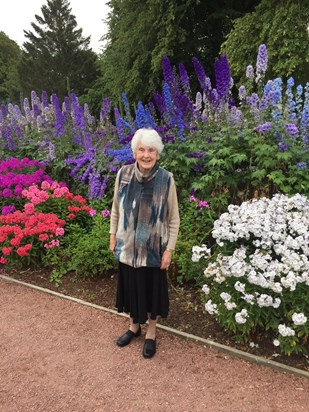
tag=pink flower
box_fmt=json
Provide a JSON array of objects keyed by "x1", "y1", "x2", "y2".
[
  {"x1": 0, "y1": 257, "x2": 8, "y2": 264},
  {"x1": 41, "y1": 181, "x2": 51, "y2": 190},
  {"x1": 55, "y1": 227, "x2": 65, "y2": 236},
  {"x1": 24, "y1": 203, "x2": 35, "y2": 214},
  {"x1": 189, "y1": 195, "x2": 197, "y2": 203},
  {"x1": 197, "y1": 200, "x2": 209, "y2": 209},
  {"x1": 2, "y1": 247, "x2": 12, "y2": 255},
  {"x1": 101, "y1": 209, "x2": 111, "y2": 218}
]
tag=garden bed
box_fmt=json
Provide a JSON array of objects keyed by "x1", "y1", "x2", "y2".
[{"x1": 2, "y1": 266, "x2": 309, "y2": 373}]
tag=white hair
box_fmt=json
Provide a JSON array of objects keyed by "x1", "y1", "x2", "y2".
[{"x1": 131, "y1": 128, "x2": 164, "y2": 155}]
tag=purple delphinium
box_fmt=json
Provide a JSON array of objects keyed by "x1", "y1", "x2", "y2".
[
  {"x1": 114, "y1": 108, "x2": 126, "y2": 141},
  {"x1": 153, "y1": 93, "x2": 166, "y2": 118},
  {"x1": 41, "y1": 90, "x2": 49, "y2": 107},
  {"x1": 100, "y1": 97, "x2": 111, "y2": 124},
  {"x1": 192, "y1": 57, "x2": 210, "y2": 91},
  {"x1": 71, "y1": 93, "x2": 85, "y2": 131},
  {"x1": 162, "y1": 56, "x2": 174, "y2": 85},
  {"x1": 186, "y1": 152, "x2": 204, "y2": 158},
  {"x1": 285, "y1": 123, "x2": 299, "y2": 138},
  {"x1": 255, "y1": 44, "x2": 268, "y2": 82},
  {"x1": 214, "y1": 55, "x2": 231, "y2": 100},
  {"x1": 256, "y1": 122, "x2": 272, "y2": 133},
  {"x1": 178, "y1": 63, "x2": 190, "y2": 92},
  {"x1": 278, "y1": 142, "x2": 289, "y2": 152}
]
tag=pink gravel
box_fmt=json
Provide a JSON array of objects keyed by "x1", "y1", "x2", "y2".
[{"x1": 1, "y1": 279, "x2": 309, "y2": 412}]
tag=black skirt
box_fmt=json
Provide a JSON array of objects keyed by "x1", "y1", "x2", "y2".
[{"x1": 115, "y1": 262, "x2": 169, "y2": 324}]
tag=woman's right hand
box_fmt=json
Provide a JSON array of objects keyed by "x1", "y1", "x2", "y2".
[{"x1": 109, "y1": 234, "x2": 116, "y2": 253}]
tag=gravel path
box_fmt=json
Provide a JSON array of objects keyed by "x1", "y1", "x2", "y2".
[{"x1": 1, "y1": 279, "x2": 309, "y2": 412}]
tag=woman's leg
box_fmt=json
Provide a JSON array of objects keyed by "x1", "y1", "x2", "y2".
[
  {"x1": 129, "y1": 317, "x2": 140, "y2": 333},
  {"x1": 145, "y1": 315, "x2": 158, "y2": 340}
]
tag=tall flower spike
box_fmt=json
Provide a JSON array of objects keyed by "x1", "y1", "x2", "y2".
[
  {"x1": 178, "y1": 63, "x2": 190, "y2": 92},
  {"x1": 214, "y1": 55, "x2": 231, "y2": 100},
  {"x1": 162, "y1": 56, "x2": 174, "y2": 85},
  {"x1": 255, "y1": 44, "x2": 268, "y2": 83}
]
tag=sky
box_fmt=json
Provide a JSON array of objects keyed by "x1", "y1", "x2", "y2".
[{"x1": 0, "y1": 0, "x2": 111, "y2": 53}]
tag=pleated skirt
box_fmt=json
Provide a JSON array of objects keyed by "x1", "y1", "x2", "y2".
[{"x1": 115, "y1": 262, "x2": 169, "y2": 324}]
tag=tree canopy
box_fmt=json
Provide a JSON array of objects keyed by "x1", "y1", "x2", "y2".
[
  {"x1": 221, "y1": 0, "x2": 309, "y2": 86},
  {"x1": 0, "y1": 32, "x2": 22, "y2": 104},
  {"x1": 89, "y1": 0, "x2": 260, "y2": 107},
  {"x1": 18, "y1": 0, "x2": 99, "y2": 100}
]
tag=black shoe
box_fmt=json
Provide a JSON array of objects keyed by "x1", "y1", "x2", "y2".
[
  {"x1": 143, "y1": 338, "x2": 156, "y2": 358},
  {"x1": 116, "y1": 326, "x2": 141, "y2": 347}
]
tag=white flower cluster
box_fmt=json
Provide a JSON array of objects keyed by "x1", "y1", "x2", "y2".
[
  {"x1": 197, "y1": 193, "x2": 309, "y2": 346},
  {"x1": 203, "y1": 194, "x2": 309, "y2": 306},
  {"x1": 192, "y1": 245, "x2": 211, "y2": 262}
]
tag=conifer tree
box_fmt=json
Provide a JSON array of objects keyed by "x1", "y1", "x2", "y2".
[{"x1": 18, "y1": 0, "x2": 99, "y2": 99}]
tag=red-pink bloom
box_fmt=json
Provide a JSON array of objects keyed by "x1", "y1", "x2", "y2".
[
  {"x1": 0, "y1": 257, "x2": 8, "y2": 264},
  {"x1": 24, "y1": 203, "x2": 35, "y2": 214},
  {"x1": 2, "y1": 247, "x2": 13, "y2": 255}
]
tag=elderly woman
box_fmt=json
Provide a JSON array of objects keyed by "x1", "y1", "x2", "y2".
[{"x1": 109, "y1": 128, "x2": 180, "y2": 358}]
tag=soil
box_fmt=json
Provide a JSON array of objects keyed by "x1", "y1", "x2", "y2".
[{"x1": 2, "y1": 266, "x2": 309, "y2": 374}]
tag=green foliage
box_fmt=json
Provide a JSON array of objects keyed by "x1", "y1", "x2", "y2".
[
  {"x1": 0, "y1": 32, "x2": 22, "y2": 104},
  {"x1": 221, "y1": 0, "x2": 309, "y2": 86},
  {"x1": 44, "y1": 211, "x2": 117, "y2": 284},
  {"x1": 91, "y1": 0, "x2": 259, "y2": 105}
]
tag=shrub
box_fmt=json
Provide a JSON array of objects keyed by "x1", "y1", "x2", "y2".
[{"x1": 194, "y1": 193, "x2": 309, "y2": 356}]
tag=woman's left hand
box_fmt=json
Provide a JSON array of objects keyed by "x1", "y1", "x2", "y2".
[{"x1": 160, "y1": 249, "x2": 172, "y2": 270}]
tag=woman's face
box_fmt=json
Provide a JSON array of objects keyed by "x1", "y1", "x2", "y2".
[{"x1": 135, "y1": 143, "x2": 159, "y2": 174}]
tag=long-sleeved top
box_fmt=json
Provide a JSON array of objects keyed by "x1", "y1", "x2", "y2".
[{"x1": 110, "y1": 162, "x2": 180, "y2": 268}]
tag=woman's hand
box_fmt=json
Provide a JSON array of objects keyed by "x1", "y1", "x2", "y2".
[
  {"x1": 109, "y1": 234, "x2": 116, "y2": 253},
  {"x1": 160, "y1": 249, "x2": 172, "y2": 270}
]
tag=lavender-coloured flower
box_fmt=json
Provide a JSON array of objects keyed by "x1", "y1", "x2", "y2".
[
  {"x1": 256, "y1": 122, "x2": 272, "y2": 133},
  {"x1": 285, "y1": 123, "x2": 299, "y2": 137},
  {"x1": 278, "y1": 141, "x2": 289, "y2": 152},
  {"x1": 255, "y1": 44, "x2": 268, "y2": 82},
  {"x1": 238, "y1": 85, "x2": 246, "y2": 100},
  {"x1": 246, "y1": 65, "x2": 254, "y2": 80}
]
